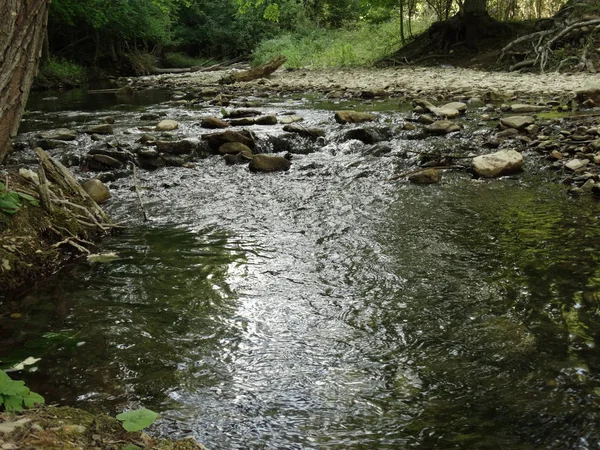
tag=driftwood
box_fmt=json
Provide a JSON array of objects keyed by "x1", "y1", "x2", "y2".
[
  {"x1": 35, "y1": 148, "x2": 117, "y2": 231},
  {"x1": 219, "y1": 56, "x2": 287, "y2": 84}
]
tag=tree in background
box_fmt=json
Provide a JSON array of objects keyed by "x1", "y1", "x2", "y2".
[{"x1": 0, "y1": 0, "x2": 52, "y2": 164}]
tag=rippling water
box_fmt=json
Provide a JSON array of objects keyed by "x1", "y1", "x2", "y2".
[{"x1": 3, "y1": 91, "x2": 600, "y2": 449}]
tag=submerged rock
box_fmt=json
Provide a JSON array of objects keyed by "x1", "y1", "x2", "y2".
[
  {"x1": 409, "y1": 168, "x2": 441, "y2": 184},
  {"x1": 334, "y1": 111, "x2": 376, "y2": 124},
  {"x1": 282, "y1": 124, "x2": 325, "y2": 139},
  {"x1": 472, "y1": 149, "x2": 524, "y2": 178},
  {"x1": 343, "y1": 127, "x2": 391, "y2": 144},
  {"x1": 155, "y1": 140, "x2": 196, "y2": 155},
  {"x1": 249, "y1": 154, "x2": 291, "y2": 172},
  {"x1": 82, "y1": 179, "x2": 111, "y2": 204}
]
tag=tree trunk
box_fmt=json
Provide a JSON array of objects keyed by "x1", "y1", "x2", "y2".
[
  {"x1": 0, "y1": 0, "x2": 51, "y2": 164},
  {"x1": 460, "y1": 0, "x2": 489, "y2": 44}
]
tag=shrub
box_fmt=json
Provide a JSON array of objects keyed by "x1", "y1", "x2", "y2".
[{"x1": 35, "y1": 58, "x2": 87, "y2": 88}]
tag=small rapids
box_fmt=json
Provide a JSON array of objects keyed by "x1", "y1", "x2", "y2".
[{"x1": 2, "y1": 87, "x2": 600, "y2": 449}]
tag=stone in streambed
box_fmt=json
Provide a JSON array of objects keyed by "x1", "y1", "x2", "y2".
[
  {"x1": 254, "y1": 115, "x2": 278, "y2": 126},
  {"x1": 334, "y1": 111, "x2": 376, "y2": 124},
  {"x1": 409, "y1": 169, "x2": 441, "y2": 184},
  {"x1": 155, "y1": 119, "x2": 179, "y2": 131},
  {"x1": 500, "y1": 116, "x2": 535, "y2": 131},
  {"x1": 218, "y1": 142, "x2": 253, "y2": 155},
  {"x1": 82, "y1": 179, "x2": 111, "y2": 204},
  {"x1": 155, "y1": 140, "x2": 195, "y2": 155},
  {"x1": 249, "y1": 154, "x2": 291, "y2": 173},
  {"x1": 85, "y1": 124, "x2": 113, "y2": 135},
  {"x1": 283, "y1": 124, "x2": 325, "y2": 138},
  {"x1": 509, "y1": 104, "x2": 545, "y2": 113},
  {"x1": 202, "y1": 130, "x2": 255, "y2": 151},
  {"x1": 472, "y1": 149, "x2": 524, "y2": 178},
  {"x1": 201, "y1": 117, "x2": 230, "y2": 129},
  {"x1": 426, "y1": 120, "x2": 461, "y2": 135}
]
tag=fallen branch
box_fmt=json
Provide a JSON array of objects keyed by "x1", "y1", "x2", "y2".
[
  {"x1": 219, "y1": 56, "x2": 286, "y2": 84},
  {"x1": 130, "y1": 163, "x2": 148, "y2": 222}
]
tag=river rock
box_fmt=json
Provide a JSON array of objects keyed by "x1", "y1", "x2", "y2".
[
  {"x1": 426, "y1": 120, "x2": 461, "y2": 135},
  {"x1": 223, "y1": 152, "x2": 253, "y2": 165},
  {"x1": 137, "y1": 149, "x2": 165, "y2": 170},
  {"x1": 249, "y1": 154, "x2": 291, "y2": 172},
  {"x1": 565, "y1": 158, "x2": 587, "y2": 171},
  {"x1": 590, "y1": 139, "x2": 600, "y2": 152},
  {"x1": 510, "y1": 104, "x2": 545, "y2": 113},
  {"x1": 90, "y1": 154, "x2": 123, "y2": 169},
  {"x1": 418, "y1": 114, "x2": 435, "y2": 124},
  {"x1": 344, "y1": 127, "x2": 391, "y2": 144},
  {"x1": 218, "y1": 142, "x2": 253, "y2": 155},
  {"x1": 38, "y1": 128, "x2": 77, "y2": 141},
  {"x1": 156, "y1": 119, "x2": 179, "y2": 131},
  {"x1": 472, "y1": 149, "x2": 524, "y2": 178},
  {"x1": 202, "y1": 130, "x2": 255, "y2": 151},
  {"x1": 441, "y1": 102, "x2": 467, "y2": 113},
  {"x1": 409, "y1": 168, "x2": 441, "y2": 184},
  {"x1": 496, "y1": 128, "x2": 520, "y2": 140},
  {"x1": 82, "y1": 179, "x2": 111, "y2": 204},
  {"x1": 283, "y1": 124, "x2": 325, "y2": 138},
  {"x1": 500, "y1": 115, "x2": 535, "y2": 130},
  {"x1": 138, "y1": 133, "x2": 155, "y2": 144},
  {"x1": 226, "y1": 109, "x2": 261, "y2": 118},
  {"x1": 85, "y1": 124, "x2": 114, "y2": 135},
  {"x1": 255, "y1": 115, "x2": 278, "y2": 126},
  {"x1": 334, "y1": 111, "x2": 376, "y2": 124},
  {"x1": 201, "y1": 117, "x2": 230, "y2": 129},
  {"x1": 279, "y1": 115, "x2": 303, "y2": 124},
  {"x1": 228, "y1": 117, "x2": 255, "y2": 126},
  {"x1": 155, "y1": 140, "x2": 195, "y2": 155}
]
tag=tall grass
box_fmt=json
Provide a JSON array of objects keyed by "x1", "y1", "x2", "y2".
[
  {"x1": 252, "y1": 17, "x2": 429, "y2": 68},
  {"x1": 35, "y1": 58, "x2": 87, "y2": 88}
]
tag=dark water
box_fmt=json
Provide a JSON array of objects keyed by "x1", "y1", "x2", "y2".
[{"x1": 2, "y1": 89, "x2": 600, "y2": 449}]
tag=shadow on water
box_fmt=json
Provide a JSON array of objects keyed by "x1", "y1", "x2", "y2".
[{"x1": 0, "y1": 226, "x2": 247, "y2": 414}]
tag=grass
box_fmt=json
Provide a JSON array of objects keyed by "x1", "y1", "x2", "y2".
[
  {"x1": 252, "y1": 17, "x2": 430, "y2": 68},
  {"x1": 35, "y1": 58, "x2": 87, "y2": 88}
]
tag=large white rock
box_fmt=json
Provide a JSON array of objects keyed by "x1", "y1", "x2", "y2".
[
  {"x1": 473, "y1": 149, "x2": 524, "y2": 178},
  {"x1": 155, "y1": 119, "x2": 179, "y2": 131}
]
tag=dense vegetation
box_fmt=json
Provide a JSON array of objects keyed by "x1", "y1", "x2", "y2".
[{"x1": 39, "y1": 0, "x2": 574, "y2": 84}]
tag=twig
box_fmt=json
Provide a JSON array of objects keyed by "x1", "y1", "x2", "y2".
[
  {"x1": 388, "y1": 165, "x2": 463, "y2": 181},
  {"x1": 130, "y1": 163, "x2": 148, "y2": 222},
  {"x1": 37, "y1": 164, "x2": 53, "y2": 213}
]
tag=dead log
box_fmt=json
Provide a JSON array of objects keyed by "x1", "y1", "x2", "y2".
[
  {"x1": 150, "y1": 67, "x2": 202, "y2": 74},
  {"x1": 219, "y1": 56, "x2": 287, "y2": 84}
]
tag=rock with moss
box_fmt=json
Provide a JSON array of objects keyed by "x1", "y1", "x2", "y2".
[
  {"x1": 218, "y1": 142, "x2": 253, "y2": 155},
  {"x1": 202, "y1": 130, "x2": 255, "y2": 152},
  {"x1": 409, "y1": 168, "x2": 441, "y2": 184}
]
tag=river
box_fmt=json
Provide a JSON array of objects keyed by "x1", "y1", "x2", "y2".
[{"x1": 2, "y1": 85, "x2": 600, "y2": 449}]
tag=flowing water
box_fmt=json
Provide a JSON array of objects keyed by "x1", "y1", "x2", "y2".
[{"x1": 2, "y1": 87, "x2": 600, "y2": 449}]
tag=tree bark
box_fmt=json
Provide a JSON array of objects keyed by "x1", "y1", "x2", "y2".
[{"x1": 0, "y1": 0, "x2": 51, "y2": 164}]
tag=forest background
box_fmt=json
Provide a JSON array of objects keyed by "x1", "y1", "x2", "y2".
[{"x1": 39, "y1": 0, "x2": 570, "y2": 87}]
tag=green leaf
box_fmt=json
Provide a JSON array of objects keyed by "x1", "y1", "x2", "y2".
[
  {"x1": 116, "y1": 408, "x2": 159, "y2": 432},
  {"x1": 17, "y1": 192, "x2": 40, "y2": 206},
  {"x1": 23, "y1": 391, "x2": 45, "y2": 408},
  {"x1": 0, "y1": 181, "x2": 6, "y2": 191},
  {"x1": 3, "y1": 395, "x2": 24, "y2": 412},
  {"x1": 122, "y1": 445, "x2": 142, "y2": 450},
  {"x1": 0, "y1": 198, "x2": 21, "y2": 213}
]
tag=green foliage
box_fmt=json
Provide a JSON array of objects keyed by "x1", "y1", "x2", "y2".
[
  {"x1": 0, "y1": 370, "x2": 45, "y2": 412},
  {"x1": 116, "y1": 409, "x2": 159, "y2": 432},
  {"x1": 253, "y1": 17, "x2": 427, "y2": 68},
  {"x1": 162, "y1": 52, "x2": 210, "y2": 68},
  {"x1": 0, "y1": 182, "x2": 39, "y2": 215},
  {"x1": 36, "y1": 58, "x2": 87, "y2": 88}
]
